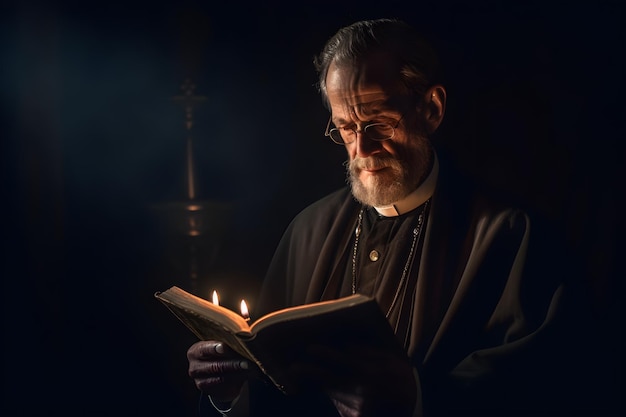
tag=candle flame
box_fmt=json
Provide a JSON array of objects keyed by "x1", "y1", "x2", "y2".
[
  {"x1": 212, "y1": 290, "x2": 219, "y2": 306},
  {"x1": 240, "y1": 299, "x2": 249, "y2": 320}
]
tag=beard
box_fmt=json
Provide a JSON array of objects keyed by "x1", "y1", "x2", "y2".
[{"x1": 346, "y1": 145, "x2": 431, "y2": 207}]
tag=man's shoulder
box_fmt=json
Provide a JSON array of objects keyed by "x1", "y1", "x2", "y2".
[{"x1": 436, "y1": 154, "x2": 527, "y2": 219}]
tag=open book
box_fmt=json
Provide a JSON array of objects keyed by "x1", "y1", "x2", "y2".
[{"x1": 154, "y1": 286, "x2": 405, "y2": 395}]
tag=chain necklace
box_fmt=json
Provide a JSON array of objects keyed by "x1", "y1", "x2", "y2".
[{"x1": 351, "y1": 199, "x2": 429, "y2": 318}]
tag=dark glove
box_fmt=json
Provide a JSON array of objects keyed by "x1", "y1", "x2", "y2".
[{"x1": 187, "y1": 340, "x2": 252, "y2": 403}]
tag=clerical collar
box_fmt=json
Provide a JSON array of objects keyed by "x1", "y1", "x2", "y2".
[{"x1": 373, "y1": 154, "x2": 438, "y2": 217}]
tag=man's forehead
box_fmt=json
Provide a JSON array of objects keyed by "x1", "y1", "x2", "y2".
[
  {"x1": 326, "y1": 54, "x2": 406, "y2": 115},
  {"x1": 327, "y1": 84, "x2": 409, "y2": 120},
  {"x1": 329, "y1": 92, "x2": 389, "y2": 109},
  {"x1": 328, "y1": 98, "x2": 395, "y2": 122}
]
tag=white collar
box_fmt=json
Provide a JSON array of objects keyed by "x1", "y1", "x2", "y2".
[{"x1": 373, "y1": 154, "x2": 438, "y2": 217}]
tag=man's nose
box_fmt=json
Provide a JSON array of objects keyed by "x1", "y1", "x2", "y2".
[{"x1": 354, "y1": 131, "x2": 382, "y2": 158}]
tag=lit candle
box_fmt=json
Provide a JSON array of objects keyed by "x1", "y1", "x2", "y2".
[
  {"x1": 212, "y1": 290, "x2": 219, "y2": 306},
  {"x1": 240, "y1": 299, "x2": 250, "y2": 322}
]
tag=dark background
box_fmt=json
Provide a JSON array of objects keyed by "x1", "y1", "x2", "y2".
[{"x1": 2, "y1": 0, "x2": 623, "y2": 416}]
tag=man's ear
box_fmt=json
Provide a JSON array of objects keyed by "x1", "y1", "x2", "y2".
[{"x1": 419, "y1": 85, "x2": 446, "y2": 134}]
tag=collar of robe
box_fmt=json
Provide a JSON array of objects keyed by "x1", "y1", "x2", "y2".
[{"x1": 373, "y1": 153, "x2": 439, "y2": 217}]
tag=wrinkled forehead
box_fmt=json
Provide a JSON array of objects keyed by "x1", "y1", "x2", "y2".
[{"x1": 325, "y1": 51, "x2": 408, "y2": 119}]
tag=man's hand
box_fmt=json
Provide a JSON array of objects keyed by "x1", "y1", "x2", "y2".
[{"x1": 187, "y1": 340, "x2": 252, "y2": 402}]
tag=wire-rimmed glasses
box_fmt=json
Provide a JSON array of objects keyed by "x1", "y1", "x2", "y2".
[{"x1": 324, "y1": 116, "x2": 403, "y2": 145}]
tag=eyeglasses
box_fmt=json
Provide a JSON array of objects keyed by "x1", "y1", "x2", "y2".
[{"x1": 324, "y1": 116, "x2": 403, "y2": 145}]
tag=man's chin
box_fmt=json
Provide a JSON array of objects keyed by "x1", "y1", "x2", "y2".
[
  {"x1": 358, "y1": 168, "x2": 394, "y2": 187},
  {"x1": 351, "y1": 181, "x2": 407, "y2": 207}
]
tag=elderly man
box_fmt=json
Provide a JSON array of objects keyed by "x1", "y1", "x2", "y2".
[{"x1": 186, "y1": 18, "x2": 588, "y2": 417}]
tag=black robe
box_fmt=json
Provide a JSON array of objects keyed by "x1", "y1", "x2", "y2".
[{"x1": 216, "y1": 159, "x2": 595, "y2": 416}]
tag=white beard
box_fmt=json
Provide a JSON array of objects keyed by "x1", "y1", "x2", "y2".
[{"x1": 347, "y1": 155, "x2": 418, "y2": 207}]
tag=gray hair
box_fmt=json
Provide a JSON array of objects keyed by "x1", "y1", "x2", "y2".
[{"x1": 313, "y1": 19, "x2": 440, "y2": 109}]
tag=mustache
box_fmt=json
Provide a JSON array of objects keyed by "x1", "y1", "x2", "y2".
[{"x1": 348, "y1": 155, "x2": 400, "y2": 171}]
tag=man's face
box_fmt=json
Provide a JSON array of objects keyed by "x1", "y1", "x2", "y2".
[{"x1": 325, "y1": 53, "x2": 432, "y2": 207}]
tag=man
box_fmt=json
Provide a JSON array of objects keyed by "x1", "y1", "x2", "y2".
[{"x1": 187, "y1": 18, "x2": 589, "y2": 416}]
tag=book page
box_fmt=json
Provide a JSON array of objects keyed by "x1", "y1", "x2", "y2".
[
  {"x1": 155, "y1": 286, "x2": 251, "y2": 335},
  {"x1": 249, "y1": 294, "x2": 372, "y2": 334}
]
